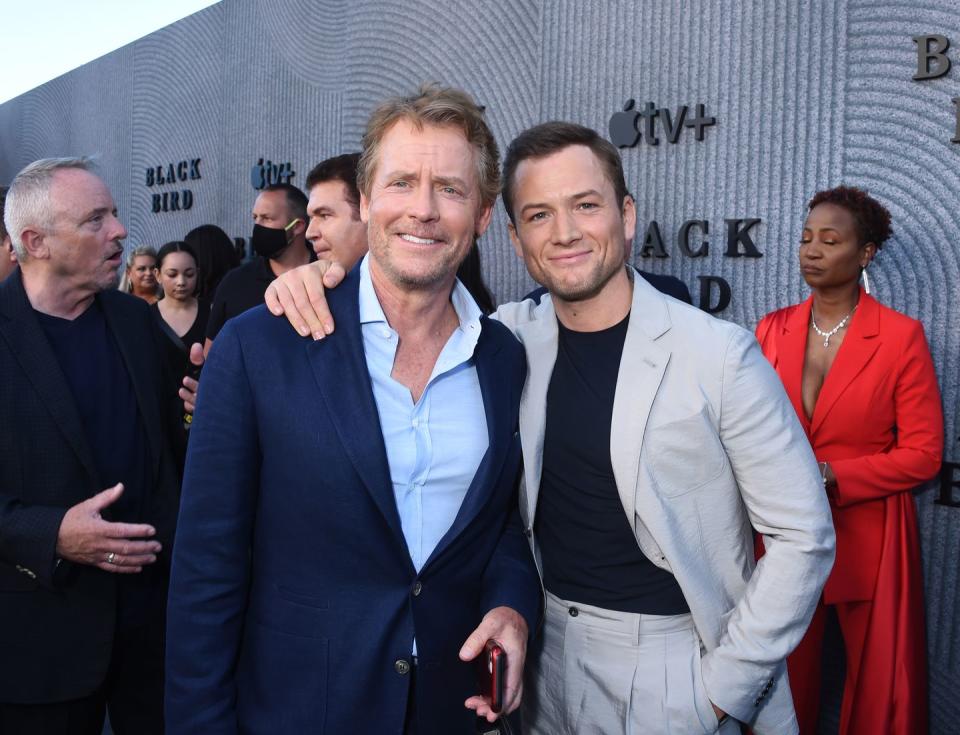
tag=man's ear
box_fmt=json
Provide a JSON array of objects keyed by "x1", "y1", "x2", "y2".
[
  {"x1": 622, "y1": 195, "x2": 637, "y2": 244},
  {"x1": 507, "y1": 221, "x2": 524, "y2": 259},
  {"x1": 359, "y1": 192, "x2": 370, "y2": 224},
  {"x1": 18, "y1": 228, "x2": 47, "y2": 259},
  {"x1": 474, "y1": 202, "x2": 494, "y2": 238}
]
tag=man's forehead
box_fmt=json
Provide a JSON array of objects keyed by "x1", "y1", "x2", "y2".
[
  {"x1": 50, "y1": 168, "x2": 114, "y2": 213},
  {"x1": 308, "y1": 180, "x2": 349, "y2": 209},
  {"x1": 514, "y1": 144, "x2": 610, "y2": 196},
  {"x1": 378, "y1": 120, "x2": 475, "y2": 165}
]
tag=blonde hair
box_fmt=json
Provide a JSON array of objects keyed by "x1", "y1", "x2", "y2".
[
  {"x1": 119, "y1": 244, "x2": 158, "y2": 294},
  {"x1": 357, "y1": 83, "x2": 500, "y2": 208}
]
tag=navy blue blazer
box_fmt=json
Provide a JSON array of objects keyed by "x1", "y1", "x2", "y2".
[{"x1": 165, "y1": 270, "x2": 540, "y2": 734}]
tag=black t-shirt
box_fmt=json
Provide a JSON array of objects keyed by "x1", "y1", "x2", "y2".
[
  {"x1": 36, "y1": 301, "x2": 152, "y2": 525},
  {"x1": 536, "y1": 312, "x2": 689, "y2": 615},
  {"x1": 205, "y1": 256, "x2": 275, "y2": 340}
]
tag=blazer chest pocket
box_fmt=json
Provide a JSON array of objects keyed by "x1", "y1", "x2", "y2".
[{"x1": 643, "y1": 409, "x2": 728, "y2": 497}]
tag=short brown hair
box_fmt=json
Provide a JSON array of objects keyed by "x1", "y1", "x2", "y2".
[
  {"x1": 502, "y1": 122, "x2": 629, "y2": 225},
  {"x1": 357, "y1": 83, "x2": 499, "y2": 208},
  {"x1": 305, "y1": 153, "x2": 361, "y2": 218},
  {"x1": 808, "y1": 185, "x2": 892, "y2": 250}
]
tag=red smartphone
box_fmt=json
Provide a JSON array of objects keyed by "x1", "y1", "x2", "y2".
[{"x1": 477, "y1": 639, "x2": 506, "y2": 714}]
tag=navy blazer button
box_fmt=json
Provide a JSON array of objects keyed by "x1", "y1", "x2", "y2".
[
  {"x1": 395, "y1": 659, "x2": 411, "y2": 675},
  {"x1": 412, "y1": 581, "x2": 422, "y2": 597}
]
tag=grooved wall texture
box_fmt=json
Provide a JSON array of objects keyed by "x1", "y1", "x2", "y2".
[{"x1": 1, "y1": 1, "x2": 958, "y2": 732}]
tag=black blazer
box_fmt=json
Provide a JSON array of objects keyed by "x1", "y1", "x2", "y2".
[
  {"x1": 0, "y1": 270, "x2": 182, "y2": 703},
  {"x1": 524, "y1": 270, "x2": 693, "y2": 305}
]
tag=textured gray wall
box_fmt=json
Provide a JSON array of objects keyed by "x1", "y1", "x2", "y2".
[{"x1": 1, "y1": 1, "x2": 958, "y2": 731}]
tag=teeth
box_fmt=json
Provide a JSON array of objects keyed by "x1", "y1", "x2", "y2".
[{"x1": 400, "y1": 234, "x2": 437, "y2": 245}]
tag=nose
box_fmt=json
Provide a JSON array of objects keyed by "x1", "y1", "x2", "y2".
[
  {"x1": 305, "y1": 218, "x2": 320, "y2": 244},
  {"x1": 110, "y1": 214, "x2": 128, "y2": 242},
  {"x1": 408, "y1": 184, "x2": 439, "y2": 222},
  {"x1": 550, "y1": 209, "x2": 582, "y2": 247}
]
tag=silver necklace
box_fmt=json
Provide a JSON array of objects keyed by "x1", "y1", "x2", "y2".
[{"x1": 811, "y1": 306, "x2": 856, "y2": 348}]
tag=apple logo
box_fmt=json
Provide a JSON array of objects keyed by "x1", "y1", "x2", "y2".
[{"x1": 609, "y1": 98, "x2": 641, "y2": 147}]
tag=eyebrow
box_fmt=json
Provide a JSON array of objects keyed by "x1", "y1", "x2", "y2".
[
  {"x1": 382, "y1": 170, "x2": 470, "y2": 190},
  {"x1": 81, "y1": 206, "x2": 113, "y2": 221},
  {"x1": 519, "y1": 189, "x2": 604, "y2": 214}
]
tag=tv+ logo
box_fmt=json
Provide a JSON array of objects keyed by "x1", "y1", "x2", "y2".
[{"x1": 608, "y1": 99, "x2": 717, "y2": 148}]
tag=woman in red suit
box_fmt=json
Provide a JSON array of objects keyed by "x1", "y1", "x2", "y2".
[{"x1": 755, "y1": 186, "x2": 943, "y2": 735}]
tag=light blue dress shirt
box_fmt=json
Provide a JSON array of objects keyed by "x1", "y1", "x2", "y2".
[{"x1": 358, "y1": 256, "x2": 489, "y2": 578}]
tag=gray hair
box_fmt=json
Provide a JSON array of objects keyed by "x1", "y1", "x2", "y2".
[
  {"x1": 118, "y1": 245, "x2": 159, "y2": 293},
  {"x1": 3, "y1": 156, "x2": 97, "y2": 260}
]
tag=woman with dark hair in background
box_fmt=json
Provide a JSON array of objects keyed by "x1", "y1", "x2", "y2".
[
  {"x1": 755, "y1": 186, "x2": 943, "y2": 735},
  {"x1": 184, "y1": 224, "x2": 240, "y2": 300},
  {"x1": 120, "y1": 244, "x2": 160, "y2": 304},
  {"x1": 151, "y1": 241, "x2": 209, "y2": 411}
]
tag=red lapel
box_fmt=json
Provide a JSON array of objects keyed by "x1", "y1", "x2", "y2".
[
  {"x1": 809, "y1": 288, "x2": 881, "y2": 438},
  {"x1": 775, "y1": 297, "x2": 812, "y2": 430}
]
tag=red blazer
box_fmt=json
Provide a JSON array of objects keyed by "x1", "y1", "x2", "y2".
[{"x1": 756, "y1": 288, "x2": 943, "y2": 733}]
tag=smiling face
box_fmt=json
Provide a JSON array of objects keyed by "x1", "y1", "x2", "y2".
[
  {"x1": 306, "y1": 180, "x2": 368, "y2": 271},
  {"x1": 799, "y1": 202, "x2": 875, "y2": 290},
  {"x1": 41, "y1": 168, "x2": 127, "y2": 294},
  {"x1": 157, "y1": 250, "x2": 198, "y2": 302},
  {"x1": 128, "y1": 254, "x2": 157, "y2": 293},
  {"x1": 360, "y1": 119, "x2": 493, "y2": 293},
  {"x1": 507, "y1": 144, "x2": 635, "y2": 302}
]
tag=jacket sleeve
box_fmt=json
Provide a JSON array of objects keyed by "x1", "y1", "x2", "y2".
[
  {"x1": 478, "y1": 341, "x2": 541, "y2": 633},
  {"x1": 0, "y1": 496, "x2": 68, "y2": 588},
  {"x1": 830, "y1": 321, "x2": 944, "y2": 506},
  {"x1": 164, "y1": 320, "x2": 260, "y2": 735},
  {"x1": 699, "y1": 328, "x2": 836, "y2": 727}
]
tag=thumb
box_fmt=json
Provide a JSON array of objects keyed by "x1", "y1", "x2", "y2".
[
  {"x1": 189, "y1": 342, "x2": 204, "y2": 367},
  {"x1": 89, "y1": 482, "x2": 124, "y2": 511},
  {"x1": 323, "y1": 262, "x2": 346, "y2": 288}
]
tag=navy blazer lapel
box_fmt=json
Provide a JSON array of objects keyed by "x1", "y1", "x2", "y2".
[
  {"x1": 307, "y1": 277, "x2": 409, "y2": 558},
  {"x1": 99, "y1": 292, "x2": 163, "y2": 479},
  {"x1": 425, "y1": 320, "x2": 508, "y2": 566},
  {"x1": 0, "y1": 271, "x2": 100, "y2": 490}
]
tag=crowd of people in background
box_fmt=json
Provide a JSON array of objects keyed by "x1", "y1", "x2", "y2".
[{"x1": 0, "y1": 82, "x2": 944, "y2": 735}]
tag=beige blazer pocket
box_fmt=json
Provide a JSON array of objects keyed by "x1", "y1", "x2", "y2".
[{"x1": 643, "y1": 409, "x2": 728, "y2": 497}]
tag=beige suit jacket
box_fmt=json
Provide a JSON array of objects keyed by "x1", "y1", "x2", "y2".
[{"x1": 494, "y1": 269, "x2": 835, "y2": 734}]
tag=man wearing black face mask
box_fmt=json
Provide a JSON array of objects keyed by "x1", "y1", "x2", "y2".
[{"x1": 203, "y1": 183, "x2": 312, "y2": 354}]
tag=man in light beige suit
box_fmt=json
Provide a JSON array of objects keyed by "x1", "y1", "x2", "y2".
[{"x1": 263, "y1": 120, "x2": 835, "y2": 734}]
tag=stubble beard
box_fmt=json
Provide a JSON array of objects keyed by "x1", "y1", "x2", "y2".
[{"x1": 369, "y1": 230, "x2": 466, "y2": 291}]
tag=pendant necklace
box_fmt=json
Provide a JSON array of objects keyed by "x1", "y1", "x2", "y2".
[{"x1": 811, "y1": 305, "x2": 856, "y2": 348}]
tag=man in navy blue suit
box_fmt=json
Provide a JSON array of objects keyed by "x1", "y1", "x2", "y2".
[{"x1": 165, "y1": 84, "x2": 540, "y2": 734}]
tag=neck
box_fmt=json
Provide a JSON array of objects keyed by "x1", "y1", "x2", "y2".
[
  {"x1": 21, "y1": 267, "x2": 95, "y2": 319},
  {"x1": 161, "y1": 295, "x2": 196, "y2": 311},
  {"x1": 369, "y1": 260, "x2": 457, "y2": 338},
  {"x1": 268, "y1": 238, "x2": 312, "y2": 276},
  {"x1": 552, "y1": 266, "x2": 633, "y2": 332},
  {"x1": 811, "y1": 281, "x2": 860, "y2": 323}
]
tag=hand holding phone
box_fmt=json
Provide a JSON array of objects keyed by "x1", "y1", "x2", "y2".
[{"x1": 477, "y1": 639, "x2": 506, "y2": 714}]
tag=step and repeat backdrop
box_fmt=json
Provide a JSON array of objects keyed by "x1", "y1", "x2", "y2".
[{"x1": 1, "y1": 1, "x2": 958, "y2": 730}]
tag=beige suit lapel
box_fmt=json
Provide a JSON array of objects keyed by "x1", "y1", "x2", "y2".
[
  {"x1": 610, "y1": 273, "x2": 671, "y2": 528},
  {"x1": 516, "y1": 300, "x2": 559, "y2": 526}
]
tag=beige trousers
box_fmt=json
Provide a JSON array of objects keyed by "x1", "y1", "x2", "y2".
[{"x1": 523, "y1": 591, "x2": 740, "y2": 735}]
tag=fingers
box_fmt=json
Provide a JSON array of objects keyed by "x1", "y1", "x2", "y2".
[
  {"x1": 464, "y1": 695, "x2": 499, "y2": 722},
  {"x1": 505, "y1": 674, "x2": 523, "y2": 715},
  {"x1": 189, "y1": 342, "x2": 204, "y2": 367},
  {"x1": 264, "y1": 281, "x2": 283, "y2": 316},
  {"x1": 270, "y1": 279, "x2": 313, "y2": 338},
  {"x1": 459, "y1": 620, "x2": 493, "y2": 661},
  {"x1": 96, "y1": 560, "x2": 144, "y2": 574},
  {"x1": 87, "y1": 483, "x2": 124, "y2": 511},
  {"x1": 101, "y1": 537, "x2": 162, "y2": 554},
  {"x1": 291, "y1": 275, "x2": 329, "y2": 340},
  {"x1": 101, "y1": 521, "x2": 157, "y2": 539},
  {"x1": 179, "y1": 383, "x2": 197, "y2": 415}
]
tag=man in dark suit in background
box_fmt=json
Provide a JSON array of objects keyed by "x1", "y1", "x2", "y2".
[{"x1": 0, "y1": 157, "x2": 181, "y2": 734}]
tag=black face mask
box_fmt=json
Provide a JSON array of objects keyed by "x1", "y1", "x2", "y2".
[{"x1": 251, "y1": 219, "x2": 299, "y2": 259}]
